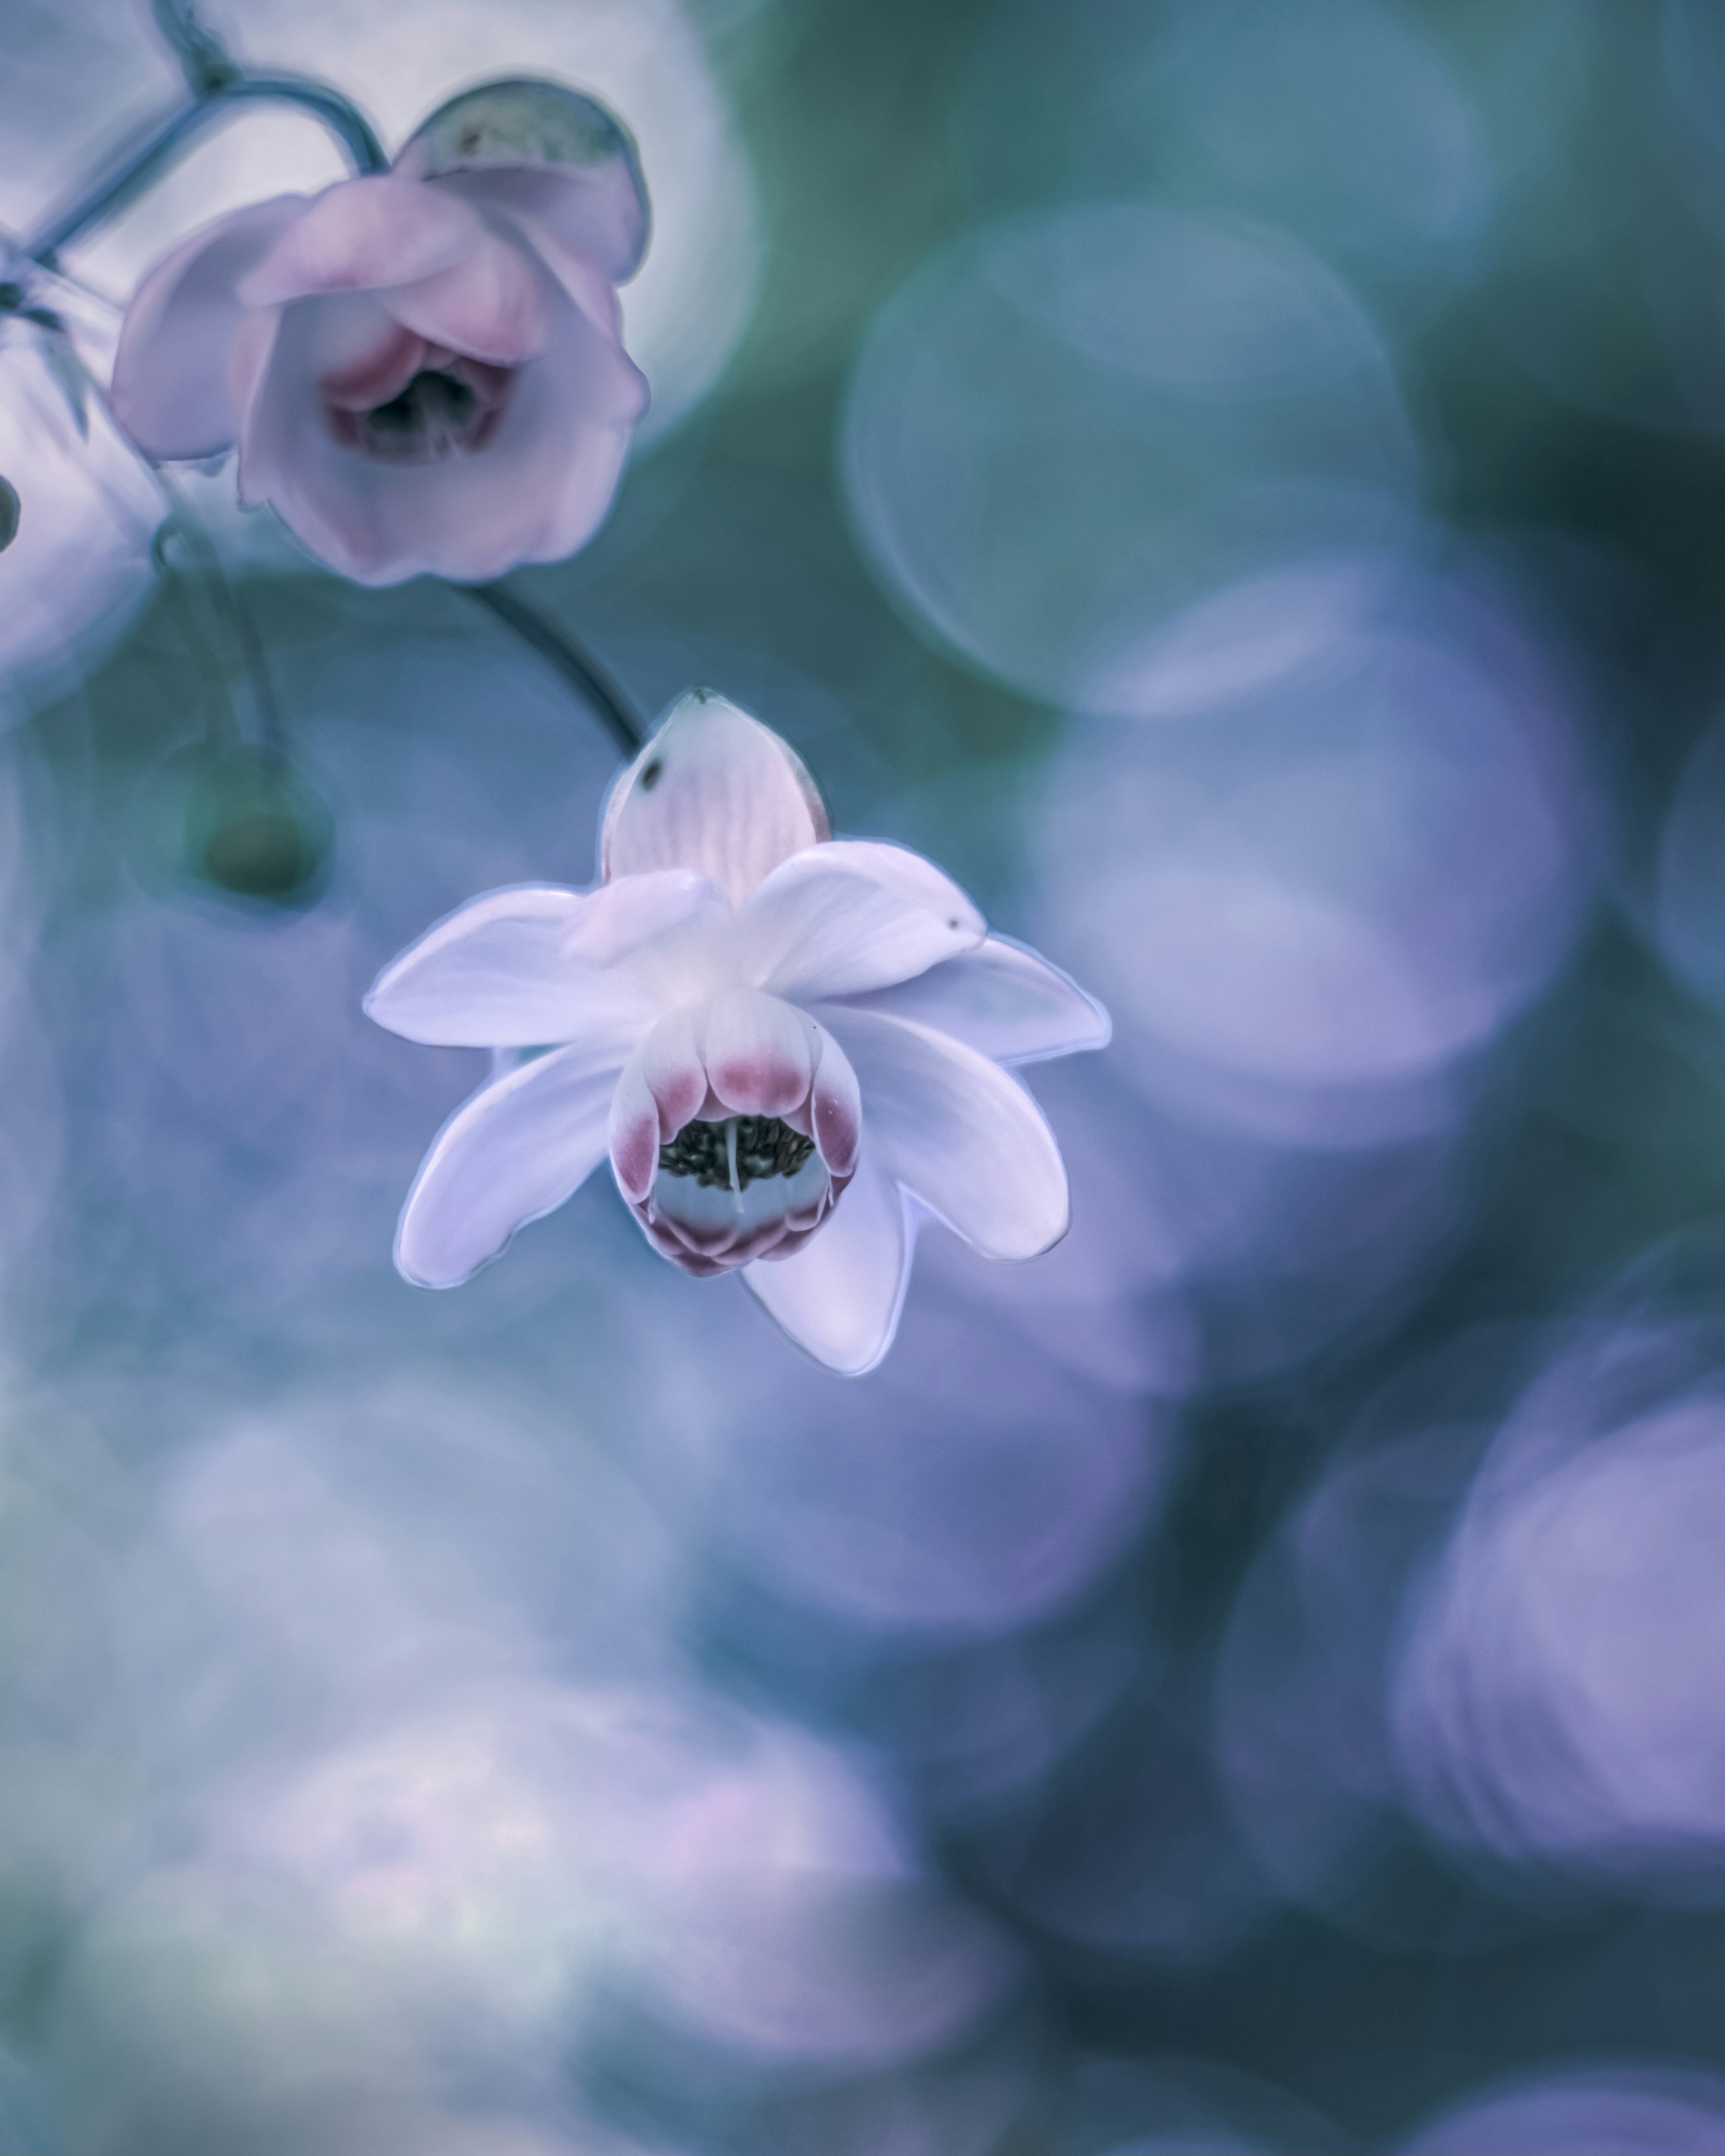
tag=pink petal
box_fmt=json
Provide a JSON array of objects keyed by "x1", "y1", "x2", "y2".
[
  {"x1": 395, "y1": 1037, "x2": 625, "y2": 1287},
  {"x1": 809, "y1": 1023, "x2": 862, "y2": 1177},
  {"x1": 237, "y1": 176, "x2": 482, "y2": 307},
  {"x1": 601, "y1": 692, "x2": 831, "y2": 906},
  {"x1": 809, "y1": 840, "x2": 986, "y2": 940},
  {"x1": 818, "y1": 1008, "x2": 1070, "y2": 1261},
  {"x1": 425, "y1": 162, "x2": 649, "y2": 287},
  {"x1": 739, "y1": 855, "x2": 983, "y2": 1003},
  {"x1": 836, "y1": 936, "x2": 1110, "y2": 1065},
  {"x1": 109, "y1": 194, "x2": 306, "y2": 459},
  {"x1": 317, "y1": 319, "x2": 427, "y2": 411},
  {"x1": 703, "y1": 989, "x2": 818, "y2": 1118},
  {"x1": 382, "y1": 228, "x2": 553, "y2": 366},
  {"x1": 236, "y1": 282, "x2": 644, "y2": 586},
  {"x1": 742, "y1": 1158, "x2": 913, "y2": 1375},
  {"x1": 607, "y1": 1007, "x2": 707, "y2": 1202},
  {"x1": 363, "y1": 881, "x2": 691, "y2": 1047}
]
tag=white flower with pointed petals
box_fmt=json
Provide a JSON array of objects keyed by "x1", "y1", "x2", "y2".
[{"x1": 365, "y1": 690, "x2": 1109, "y2": 1374}]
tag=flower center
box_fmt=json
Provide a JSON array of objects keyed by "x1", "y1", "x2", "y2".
[
  {"x1": 658, "y1": 1115, "x2": 814, "y2": 1191},
  {"x1": 346, "y1": 367, "x2": 504, "y2": 464}
]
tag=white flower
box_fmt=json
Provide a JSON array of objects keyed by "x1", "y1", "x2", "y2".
[{"x1": 365, "y1": 691, "x2": 1109, "y2": 1374}]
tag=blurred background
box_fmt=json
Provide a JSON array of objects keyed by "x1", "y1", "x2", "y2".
[{"x1": 0, "y1": 0, "x2": 1720, "y2": 2149}]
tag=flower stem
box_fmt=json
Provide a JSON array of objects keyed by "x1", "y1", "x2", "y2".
[
  {"x1": 26, "y1": 68, "x2": 385, "y2": 267},
  {"x1": 464, "y1": 582, "x2": 646, "y2": 758}
]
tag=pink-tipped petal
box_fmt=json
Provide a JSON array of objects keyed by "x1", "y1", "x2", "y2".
[
  {"x1": 109, "y1": 194, "x2": 307, "y2": 459},
  {"x1": 638, "y1": 1004, "x2": 709, "y2": 1135},
  {"x1": 363, "y1": 883, "x2": 664, "y2": 1048},
  {"x1": 810, "y1": 840, "x2": 986, "y2": 939},
  {"x1": 600, "y1": 692, "x2": 830, "y2": 906},
  {"x1": 819, "y1": 1008, "x2": 1070, "y2": 1262},
  {"x1": 394, "y1": 1037, "x2": 624, "y2": 1287},
  {"x1": 740, "y1": 855, "x2": 983, "y2": 1003},
  {"x1": 703, "y1": 989, "x2": 817, "y2": 1118},
  {"x1": 809, "y1": 1022, "x2": 862, "y2": 1178},
  {"x1": 382, "y1": 229, "x2": 553, "y2": 365},
  {"x1": 742, "y1": 1158, "x2": 912, "y2": 1376},
  {"x1": 606, "y1": 1051, "x2": 663, "y2": 1205},
  {"x1": 237, "y1": 176, "x2": 482, "y2": 307},
  {"x1": 837, "y1": 936, "x2": 1111, "y2": 1065}
]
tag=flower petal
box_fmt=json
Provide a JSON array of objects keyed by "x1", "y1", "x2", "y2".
[
  {"x1": 739, "y1": 855, "x2": 982, "y2": 1003},
  {"x1": 818, "y1": 1008, "x2": 1070, "y2": 1261},
  {"x1": 236, "y1": 283, "x2": 643, "y2": 586},
  {"x1": 607, "y1": 1006, "x2": 708, "y2": 1202},
  {"x1": 397, "y1": 79, "x2": 650, "y2": 284},
  {"x1": 600, "y1": 691, "x2": 830, "y2": 907},
  {"x1": 809, "y1": 1021, "x2": 862, "y2": 1177},
  {"x1": 836, "y1": 936, "x2": 1110, "y2": 1065},
  {"x1": 237, "y1": 176, "x2": 482, "y2": 307},
  {"x1": 808, "y1": 839, "x2": 985, "y2": 939},
  {"x1": 703, "y1": 988, "x2": 818, "y2": 1118},
  {"x1": 363, "y1": 878, "x2": 710, "y2": 1047},
  {"x1": 431, "y1": 163, "x2": 650, "y2": 289},
  {"x1": 742, "y1": 1157, "x2": 913, "y2": 1375},
  {"x1": 395, "y1": 1037, "x2": 624, "y2": 1287},
  {"x1": 381, "y1": 226, "x2": 553, "y2": 365},
  {"x1": 109, "y1": 195, "x2": 306, "y2": 459}
]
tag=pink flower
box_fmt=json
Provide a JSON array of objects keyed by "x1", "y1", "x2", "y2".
[
  {"x1": 365, "y1": 690, "x2": 1110, "y2": 1375},
  {"x1": 108, "y1": 98, "x2": 649, "y2": 586}
]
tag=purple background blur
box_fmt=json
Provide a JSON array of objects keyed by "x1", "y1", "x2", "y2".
[{"x1": 0, "y1": 0, "x2": 1720, "y2": 2149}]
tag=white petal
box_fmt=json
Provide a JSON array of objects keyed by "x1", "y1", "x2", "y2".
[
  {"x1": 109, "y1": 195, "x2": 306, "y2": 459},
  {"x1": 836, "y1": 936, "x2": 1110, "y2": 1065},
  {"x1": 811, "y1": 839, "x2": 985, "y2": 939},
  {"x1": 703, "y1": 988, "x2": 818, "y2": 1118},
  {"x1": 740, "y1": 855, "x2": 982, "y2": 1003},
  {"x1": 395, "y1": 1038, "x2": 623, "y2": 1287},
  {"x1": 809, "y1": 1021, "x2": 862, "y2": 1177},
  {"x1": 599, "y1": 690, "x2": 829, "y2": 906},
  {"x1": 607, "y1": 1006, "x2": 707, "y2": 1202},
  {"x1": 363, "y1": 879, "x2": 706, "y2": 1047},
  {"x1": 743, "y1": 1157, "x2": 913, "y2": 1375},
  {"x1": 381, "y1": 225, "x2": 553, "y2": 365},
  {"x1": 819, "y1": 1009, "x2": 1070, "y2": 1261}
]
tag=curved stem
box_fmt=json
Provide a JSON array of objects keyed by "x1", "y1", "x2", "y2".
[
  {"x1": 464, "y1": 583, "x2": 646, "y2": 758},
  {"x1": 26, "y1": 75, "x2": 386, "y2": 266}
]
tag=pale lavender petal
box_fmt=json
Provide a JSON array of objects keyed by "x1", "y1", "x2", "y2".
[
  {"x1": 818, "y1": 1008, "x2": 1070, "y2": 1261},
  {"x1": 811, "y1": 840, "x2": 985, "y2": 939},
  {"x1": 601, "y1": 691, "x2": 830, "y2": 906},
  {"x1": 608, "y1": 1007, "x2": 707, "y2": 1202},
  {"x1": 381, "y1": 229, "x2": 553, "y2": 365},
  {"x1": 837, "y1": 936, "x2": 1110, "y2": 1065},
  {"x1": 740, "y1": 856, "x2": 982, "y2": 1003},
  {"x1": 703, "y1": 988, "x2": 818, "y2": 1118},
  {"x1": 743, "y1": 1157, "x2": 912, "y2": 1375},
  {"x1": 363, "y1": 882, "x2": 689, "y2": 1047},
  {"x1": 109, "y1": 195, "x2": 306, "y2": 459},
  {"x1": 395, "y1": 1038, "x2": 624, "y2": 1287},
  {"x1": 809, "y1": 1022, "x2": 862, "y2": 1177},
  {"x1": 237, "y1": 176, "x2": 481, "y2": 307},
  {"x1": 237, "y1": 284, "x2": 642, "y2": 586}
]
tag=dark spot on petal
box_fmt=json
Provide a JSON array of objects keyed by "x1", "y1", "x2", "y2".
[
  {"x1": 947, "y1": 917, "x2": 960, "y2": 928},
  {"x1": 640, "y1": 757, "x2": 663, "y2": 791}
]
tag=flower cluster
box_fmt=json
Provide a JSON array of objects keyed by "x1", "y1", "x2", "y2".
[{"x1": 366, "y1": 692, "x2": 1108, "y2": 1373}]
